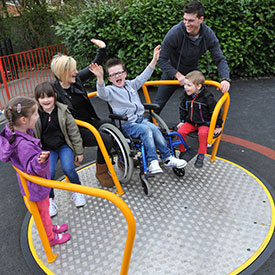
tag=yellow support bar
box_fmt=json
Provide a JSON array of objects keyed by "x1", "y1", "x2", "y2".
[
  {"x1": 74, "y1": 119, "x2": 124, "y2": 195},
  {"x1": 16, "y1": 172, "x2": 58, "y2": 263},
  {"x1": 208, "y1": 92, "x2": 230, "y2": 162},
  {"x1": 83, "y1": 92, "x2": 124, "y2": 194},
  {"x1": 88, "y1": 91, "x2": 97, "y2": 98},
  {"x1": 13, "y1": 166, "x2": 136, "y2": 275}
]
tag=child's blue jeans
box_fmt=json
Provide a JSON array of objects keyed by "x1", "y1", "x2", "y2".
[
  {"x1": 122, "y1": 117, "x2": 171, "y2": 164},
  {"x1": 49, "y1": 144, "x2": 81, "y2": 199}
]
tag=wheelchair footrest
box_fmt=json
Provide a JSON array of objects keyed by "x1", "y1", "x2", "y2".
[{"x1": 179, "y1": 148, "x2": 197, "y2": 162}]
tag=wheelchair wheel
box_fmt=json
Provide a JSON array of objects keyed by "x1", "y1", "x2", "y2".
[
  {"x1": 151, "y1": 112, "x2": 170, "y2": 134},
  {"x1": 99, "y1": 123, "x2": 134, "y2": 183},
  {"x1": 172, "y1": 167, "x2": 185, "y2": 177},
  {"x1": 140, "y1": 174, "x2": 151, "y2": 196}
]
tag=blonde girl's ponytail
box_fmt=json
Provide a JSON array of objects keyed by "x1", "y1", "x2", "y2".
[{"x1": 4, "y1": 96, "x2": 37, "y2": 144}]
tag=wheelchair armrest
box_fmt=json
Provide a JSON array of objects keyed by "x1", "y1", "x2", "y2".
[
  {"x1": 143, "y1": 103, "x2": 160, "y2": 112},
  {"x1": 109, "y1": 114, "x2": 128, "y2": 121}
]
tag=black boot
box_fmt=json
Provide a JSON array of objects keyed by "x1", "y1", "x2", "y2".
[{"x1": 194, "y1": 154, "x2": 204, "y2": 169}]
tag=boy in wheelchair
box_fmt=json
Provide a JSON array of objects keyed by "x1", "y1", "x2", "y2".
[
  {"x1": 90, "y1": 45, "x2": 187, "y2": 174},
  {"x1": 177, "y1": 71, "x2": 223, "y2": 168}
]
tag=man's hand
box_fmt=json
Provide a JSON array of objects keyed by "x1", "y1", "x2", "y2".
[
  {"x1": 175, "y1": 72, "x2": 185, "y2": 86},
  {"x1": 220, "y1": 80, "x2": 230, "y2": 93}
]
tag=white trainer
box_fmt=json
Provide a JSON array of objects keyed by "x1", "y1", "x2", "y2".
[
  {"x1": 49, "y1": 198, "x2": 58, "y2": 217},
  {"x1": 148, "y1": 159, "x2": 163, "y2": 174},
  {"x1": 163, "y1": 155, "x2": 187, "y2": 169},
  {"x1": 71, "y1": 193, "x2": 86, "y2": 208}
]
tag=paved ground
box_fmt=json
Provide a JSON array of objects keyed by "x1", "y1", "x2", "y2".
[{"x1": 0, "y1": 77, "x2": 274, "y2": 274}]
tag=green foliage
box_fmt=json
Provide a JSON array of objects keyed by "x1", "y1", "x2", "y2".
[
  {"x1": 202, "y1": 0, "x2": 275, "y2": 78},
  {"x1": 0, "y1": 0, "x2": 59, "y2": 51},
  {"x1": 0, "y1": 0, "x2": 90, "y2": 51},
  {"x1": 55, "y1": 0, "x2": 275, "y2": 80}
]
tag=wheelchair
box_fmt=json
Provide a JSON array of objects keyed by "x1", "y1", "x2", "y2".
[
  {"x1": 91, "y1": 79, "x2": 229, "y2": 196},
  {"x1": 99, "y1": 103, "x2": 189, "y2": 196}
]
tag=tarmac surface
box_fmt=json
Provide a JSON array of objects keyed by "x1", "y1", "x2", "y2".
[{"x1": 0, "y1": 77, "x2": 274, "y2": 274}]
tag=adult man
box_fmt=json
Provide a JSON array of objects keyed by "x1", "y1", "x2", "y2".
[{"x1": 154, "y1": 0, "x2": 231, "y2": 114}]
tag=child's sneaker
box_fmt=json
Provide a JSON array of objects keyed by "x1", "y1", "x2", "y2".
[
  {"x1": 49, "y1": 198, "x2": 58, "y2": 217},
  {"x1": 71, "y1": 193, "x2": 86, "y2": 208},
  {"x1": 148, "y1": 160, "x2": 163, "y2": 174},
  {"x1": 194, "y1": 154, "x2": 204, "y2": 168},
  {"x1": 52, "y1": 224, "x2": 68, "y2": 233},
  {"x1": 49, "y1": 232, "x2": 71, "y2": 246},
  {"x1": 163, "y1": 155, "x2": 187, "y2": 169}
]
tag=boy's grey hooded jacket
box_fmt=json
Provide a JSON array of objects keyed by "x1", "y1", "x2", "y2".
[{"x1": 158, "y1": 21, "x2": 229, "y2": 79}]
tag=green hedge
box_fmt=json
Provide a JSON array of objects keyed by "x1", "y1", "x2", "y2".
[{"x1": 55, "y1": 0, "x2": 275, "y2": 80}]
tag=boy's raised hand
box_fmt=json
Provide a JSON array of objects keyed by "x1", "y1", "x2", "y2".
[
  {"x1": 89, "y1": 63, "x2": 103, "y2": 77},
  {"x1": 150, "y1": 45, "x2": 161, "y2": 68},
  {"x1": 89, "y1": 63, "x2": 104, "y2": 84},
  {"x1": 153, "y1": 44, "x2": 161, "y2": 61},
  {"x1": 90, "y1": 38, "x2": 106, "y2": 49}
]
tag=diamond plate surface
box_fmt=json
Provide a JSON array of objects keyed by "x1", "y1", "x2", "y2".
[{"x1": 30, "y1": 155, "x2": 273, "y2": 275}]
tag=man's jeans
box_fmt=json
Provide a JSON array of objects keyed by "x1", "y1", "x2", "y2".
[
  {"x1": 122, "y1": 117, "x2": 171, "y2": 164},
  {"x1": 153, "y1": 72, "x2": 179, "y2": 114},
  {"x1": 49, "y1": 144, "x2": 81, "y2": 198}
]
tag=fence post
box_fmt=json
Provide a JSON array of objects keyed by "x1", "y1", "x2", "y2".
[{"x1": 0, "y1": 57, "x2": 11, "y2": 101}]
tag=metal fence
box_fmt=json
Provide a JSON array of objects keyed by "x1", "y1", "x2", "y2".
[{"x1": 0, "y1": 44, "x2": 68, "y2": 109}]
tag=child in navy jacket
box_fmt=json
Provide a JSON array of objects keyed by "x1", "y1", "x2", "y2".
[{"x1": 177, "y1": 71, "x2": 223, "y2": 168}]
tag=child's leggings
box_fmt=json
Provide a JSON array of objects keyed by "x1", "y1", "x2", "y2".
[
  {"x1": 36, "y1": 196, "x2": 54, "y2": 241},
  {"x1": 177, "y1": 122, "x2": 209, "y2": 155}
]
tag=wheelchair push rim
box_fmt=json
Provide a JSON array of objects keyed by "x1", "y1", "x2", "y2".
[{"x1": 99, "y1": 123, "x2": 134, "y2": 183}]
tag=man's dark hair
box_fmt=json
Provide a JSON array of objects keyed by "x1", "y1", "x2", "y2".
[
  {"x1": 105, "y1": 58, "x2": 125, "y2": 75},
  {"x1": 184, "y1": 1, "x2": 205, "y2": 18}
]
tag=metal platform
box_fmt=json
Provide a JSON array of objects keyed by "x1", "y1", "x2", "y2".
[{"x1": 23, "y1": 155, "x2": 275, "y2": 275}]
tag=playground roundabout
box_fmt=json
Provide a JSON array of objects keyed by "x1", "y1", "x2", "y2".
[{"x1": 20, "y1": 154, "x2": 275, "y2": 275}]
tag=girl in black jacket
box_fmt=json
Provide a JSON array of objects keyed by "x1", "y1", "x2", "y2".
[
  {"x1": 50, "y1": 39, "x2": 114, "y2": 187},
  {"x1": 177, "y1": 70, "x2": 223, "y2": 168}
]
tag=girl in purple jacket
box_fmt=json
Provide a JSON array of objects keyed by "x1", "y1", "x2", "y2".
[{"x1": 0, "y1": 96, "x2": 70, "y2": 246}]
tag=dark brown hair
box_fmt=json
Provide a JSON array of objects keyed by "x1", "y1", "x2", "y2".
[
  {"x1": 34, "y1": 81, "x2": 56, "y2": 102},
  {"x1": 184, "y1": 1, "x2": 204, "y2": 18},
  {"x1": 105, "y1": 58, "x2": 125, "y2": 76}
]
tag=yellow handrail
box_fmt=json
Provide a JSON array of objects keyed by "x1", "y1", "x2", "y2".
[
  {"x1": 75, "y1": 119, "x2": 124, "y2": 195},
  {"x1": 13, "y1": 166, "x2": 136, "y2": 274},
  {"x1": 141, "y1": 80, "x2": 230, "y2": 162},
  {"x1": 208, "y1": 92, "x2": 230, "y2": 162},
  {"x1": 88, "y1": 91, "x2": 97, "y2": 98}
]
